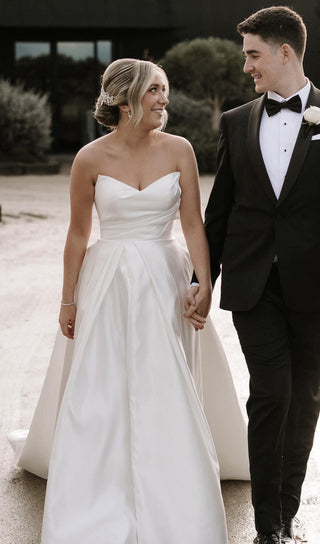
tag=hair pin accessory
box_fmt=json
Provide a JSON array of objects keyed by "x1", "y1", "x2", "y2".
[{"x1": 101, "y1": 89, "x2": 114, "y2": 106}]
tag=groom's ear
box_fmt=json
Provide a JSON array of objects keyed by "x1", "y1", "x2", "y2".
[{"x1": 280, "y1": 43, "x2": 291, "y2": 63}]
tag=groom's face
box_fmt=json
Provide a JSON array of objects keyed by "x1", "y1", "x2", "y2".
[{"x1": 242, "y1": 33, "x2": 285, "y2": 95}]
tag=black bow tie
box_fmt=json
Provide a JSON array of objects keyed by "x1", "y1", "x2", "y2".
[{"x1": 265, "y1": 95, "x2": 302, "y2": 116}]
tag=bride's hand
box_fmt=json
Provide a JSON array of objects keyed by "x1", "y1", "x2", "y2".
[
  {"x1": 194, "y1": 286, "x2": 212, "y2": 319},
  {"x1": 59, "y1": 305, "x2": 76, "y2": 339},
  {"x1": 186, "y1": 310, "x2": 206, "y2": 331}
]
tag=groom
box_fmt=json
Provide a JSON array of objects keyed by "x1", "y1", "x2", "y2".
[{"x1": 186, "y1": 6, "x2": 320, "y2": 544}]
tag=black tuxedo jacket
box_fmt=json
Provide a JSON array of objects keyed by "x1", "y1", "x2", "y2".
[{"x1": 205, "y1": 82, "x2": 320, "y2": 312}]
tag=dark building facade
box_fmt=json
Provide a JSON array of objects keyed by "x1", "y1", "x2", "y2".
[{"x1": 1, "y1": 0, "x2": 319, "y2": 149}]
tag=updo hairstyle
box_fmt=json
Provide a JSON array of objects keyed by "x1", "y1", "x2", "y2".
[{"x1": 94, "y1": 58, "x2": 169, "y2": 129}]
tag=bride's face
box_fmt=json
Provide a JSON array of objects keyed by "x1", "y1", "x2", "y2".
[{"x1": 140, "y1": 71, "x2": 169, "y2": 129}]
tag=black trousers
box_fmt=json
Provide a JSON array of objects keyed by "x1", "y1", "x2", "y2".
[{"x1": 232, "y1": 264, "x2": 320, "y2": 534}]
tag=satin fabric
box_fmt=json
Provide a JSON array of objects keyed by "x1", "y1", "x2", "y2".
[{"x1": 10, "y1": 172, "x2": 249, "y2": 543}]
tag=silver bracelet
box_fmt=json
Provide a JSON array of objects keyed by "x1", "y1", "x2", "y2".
[{"x1": 61, "y1": 300, "x2": 75, "y2": 306}]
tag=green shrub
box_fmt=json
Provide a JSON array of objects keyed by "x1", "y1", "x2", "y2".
[
  {"x1": 161, "y1": 37, "x2": 255, "y2": 132},
  {"x1": 0, "y1": 79, "x2": 52, "y2": 162},
  {"x1": 166, "y1": 89, "x2": 219, "y2": 173}
]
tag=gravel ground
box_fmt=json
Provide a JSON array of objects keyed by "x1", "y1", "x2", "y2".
[{"x1": 0, "y1": 170, "x2": 319, "y2": 543}]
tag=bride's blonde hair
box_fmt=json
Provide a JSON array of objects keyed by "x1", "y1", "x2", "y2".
[{"x1": 94, "y1": 58, "x2": 169, "y2": 129}]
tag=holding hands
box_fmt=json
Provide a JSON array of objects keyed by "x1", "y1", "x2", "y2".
[{"x1": 184, "y1": 284, "x2": 212, "y2": 331}]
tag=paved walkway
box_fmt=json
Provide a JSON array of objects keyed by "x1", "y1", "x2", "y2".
[{"x1": 0, "y1": 172, "x2": 319, "y2": 543}]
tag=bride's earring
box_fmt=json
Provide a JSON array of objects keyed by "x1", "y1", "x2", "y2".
[{"x1": 128, "y1": 111, "x2": 132, "y2": 119}]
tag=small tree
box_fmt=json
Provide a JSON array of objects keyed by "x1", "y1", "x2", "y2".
[
  {"x1": 161, "y1": 37, "x2": 255, "y2": 130},
  {"x1": 0, "y1": 79, "x2": 52, "y2": 162},
  {"x1": 166, "y1": 89, "x2": 219, "y2": 173}
]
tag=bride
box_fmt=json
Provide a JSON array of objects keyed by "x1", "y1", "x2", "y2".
[{"x1": 9, "y1": 58, "x2": 249, "y2": 543}]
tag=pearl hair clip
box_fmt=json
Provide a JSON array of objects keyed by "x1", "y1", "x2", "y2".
[{"x1": 100, "y1": 89, "x2": 114, "y2": 106}]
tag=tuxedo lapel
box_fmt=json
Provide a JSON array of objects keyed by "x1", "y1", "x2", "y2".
[
  {"x1": 247, "y1": 95, "x2": 278, "y2": 205},
  {"x1": 278, "y1": 83, "x2": 320, "y2": 204}
]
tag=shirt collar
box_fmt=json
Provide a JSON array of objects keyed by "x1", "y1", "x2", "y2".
[{"x1": 267, "y1": 78, "x2": 310, "y2": 112}]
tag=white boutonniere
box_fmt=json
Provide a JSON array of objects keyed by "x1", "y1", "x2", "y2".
[{"x1": 303, "y1": 106, "x2": 320, "y2": 125}]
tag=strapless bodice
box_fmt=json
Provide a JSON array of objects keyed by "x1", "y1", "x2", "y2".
[{"x1": 94, "y1": 171, "x2": 181, "y2": 241}]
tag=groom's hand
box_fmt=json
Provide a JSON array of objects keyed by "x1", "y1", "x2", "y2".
[{"x1": 184, "y1": 285, "x2": 199, "y2": 310}]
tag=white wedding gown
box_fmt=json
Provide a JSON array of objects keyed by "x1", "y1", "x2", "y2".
[{"x1": 9, "y1": 172, "x2": 249, "y2": 544}]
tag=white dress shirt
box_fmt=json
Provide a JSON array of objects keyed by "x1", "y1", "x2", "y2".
[{"x1": 259, "y1": 79, "x2": 310, "y2": 199}]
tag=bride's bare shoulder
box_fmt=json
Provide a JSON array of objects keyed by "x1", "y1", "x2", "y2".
[
  {"x1": 75, "y1": 134, "x2": 112, "y2": 162},
  {"x1": 157, "y1": 132, "x2": 193, "y2": 153},
  {"x1": 71, "y1": 134, "x2": 114, "y2": 177}
]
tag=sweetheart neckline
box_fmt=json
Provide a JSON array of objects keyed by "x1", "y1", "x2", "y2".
[{"x1": 96, "y1": 171, "x2": 180, "y2": 192}]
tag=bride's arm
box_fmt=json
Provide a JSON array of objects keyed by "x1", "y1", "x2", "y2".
[
  {"x1": 176, "y1": 138, "x2": 212, "y2": 329},
  {"x1": 59, "y1": 150, "x2": 95, "y2": 339}
]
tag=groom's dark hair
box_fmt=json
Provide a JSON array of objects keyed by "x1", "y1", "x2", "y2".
[{"x1": 237, "y1": 6, "x2": 307, "y2": 59}]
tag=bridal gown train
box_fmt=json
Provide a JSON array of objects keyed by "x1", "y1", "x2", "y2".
[{"x1": 9, "y1": 171, "x2": 249, "y2": 544}]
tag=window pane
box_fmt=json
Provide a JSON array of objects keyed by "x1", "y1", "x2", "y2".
[
  {"x1": 15, "y1": 43, "x2": 50, "y2": 95},
  {"x1": 57, "y1": 42, "x2": 94, "y2": 60},
  {"x1": 97, "y1": 41, "x2": 112, "y2": 64},
  {"x1": 15, "y1": 42, "x2": 50, "y2": 60}
]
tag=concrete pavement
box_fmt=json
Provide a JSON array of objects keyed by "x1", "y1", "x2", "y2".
[{"x1": 0, "y1": 171, "x2": 319, "y2": 543}]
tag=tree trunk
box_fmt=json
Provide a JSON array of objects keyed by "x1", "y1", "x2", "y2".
[{"x1": 210, "y1": 96, "x2": 222, "y2": 131}]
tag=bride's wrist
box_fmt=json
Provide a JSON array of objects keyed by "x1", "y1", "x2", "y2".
[
  {"x1": 198, "y1": 282, "x2": 212, "y2": 293},
  {"x1": 61, "y1": 300, "x2": 75, "y2": 307}
]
